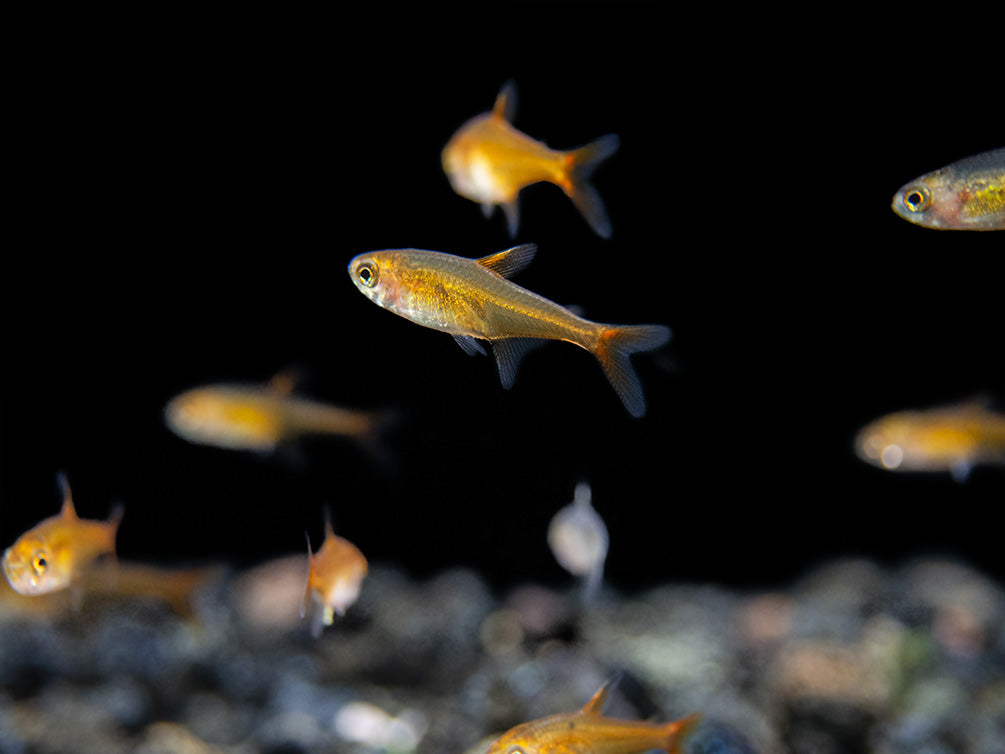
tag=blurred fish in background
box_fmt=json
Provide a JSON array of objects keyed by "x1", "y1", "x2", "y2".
[
  {"x1": 485, "y1": 676, "x2": 700, "y2": 754},
  {"x1": 854, "y1": 397, "x2": 1005, "y2": 481},
  {"x1": 165, "y1": 370, "x2": 392, "y2": 461},
  {"x1": 548, "y1": 481, "x2": 609, "y2": 602},
  {"x1": 302, "y1": 508, "x2": 368, "y2": 637},
  {"x1": 891, "y1": 147, "x2": 1004, "y2": 230},
  {"x1": 442, "y1": 80, "x2": 620, "y2": 238}
]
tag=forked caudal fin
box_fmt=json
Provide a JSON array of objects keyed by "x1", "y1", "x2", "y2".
[
  {"x1": 562, "y1": 133, "x2": 620, "y2": 238},
  {"x1": 594, "y1": 324, "x2": 672, "y2": 417}
]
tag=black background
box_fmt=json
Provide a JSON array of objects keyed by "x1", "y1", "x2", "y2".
[{"x1": 3, "y1": 11, "x2": 1002, "y2": 595}]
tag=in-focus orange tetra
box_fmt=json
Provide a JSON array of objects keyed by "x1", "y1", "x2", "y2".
[
  {"x1": 348, "y1": 243, "x2": 671, "y2": 417},
  {"x1": 442, "y1": 81, "x2": 620, "y2": 238},
  {"x1": 302, "y1": 510, "x2": 367, "y2": 637},
  {"x1": 2, "y1": 473, "x2": 122, "y2": 596},
  {"x1": 486, "y1": 677, "x2": 700, "y2": 754}
]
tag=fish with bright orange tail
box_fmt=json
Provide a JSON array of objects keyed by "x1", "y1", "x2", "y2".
[
  {"x1": 2, "y1": 473, "x2": 122, "y2": 596},
  {"x1": 348, "y1": 244, "x2": 671, "y2": 417},
  {"x1": 854, "y1": 398, "x2": 1005, "y2": 481},
  {"x1": 302, "y1": 510, "x2": 367, "y2": 638},
  {"x1": 891, "y1": 147, "x2": 1004, "y2": 230},
  {"x1": 442, "y1": 81, "x2": 620, "y2": 238},
  {"x1": 486, "y1": 677, "x2": 700, "y2": 754}
]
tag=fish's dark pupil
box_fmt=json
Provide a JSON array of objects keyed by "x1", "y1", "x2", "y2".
[
  {"x1": 906, "y1": 191, "x2": 924, "y2": 209},
  {"x1": 359, "y1": 266, "x2": 372, "y2": 283},
  {"x1": 35, "y1": 557, "x2": 47, "y2": 571}
]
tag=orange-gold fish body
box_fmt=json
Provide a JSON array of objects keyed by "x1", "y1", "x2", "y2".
[
  {"x1": 2, "y1": 473, "x2": 122, "y2": 596},
  {"x1": 442, "y1": 81, "x2": 620, "y2": 238},
  {"x1": 486, "y1": 678, "x2": 700, "y2": 754},
  {"x1": 854, "y1": 399, "x2": 1005, "y2": 480},
  {"x1": 302, "y1": 512, "x2": 367, "y2": 637},
  {"x1": 891, "y1": 147, "x2": 1004, "y2": 230},
  {"x1": 165, "y1": 373, "x2": 385, "y2": 454},
  {"x1": 348, "y1": 244, "x2": 670, "y2": 417}
]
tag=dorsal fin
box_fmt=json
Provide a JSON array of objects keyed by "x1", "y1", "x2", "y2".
[
  {"x1": 322, "y1": 504, "x2": 336, "y2": 541},
  {"x1": 581, "y1": 675, "x2": 621, "y2": 717},
  {"x1": 475, "y1": 243, "x2": 537, "y2": 279},
  {"x1": 57, "y1": 472, "x2": 78, "y2": 520},
  {"x1": 492, "y1": 79, "x2": 517, "y2": 121},
  {"x1": 268, "y1": 367, "x2": 301, "y2": 395}
]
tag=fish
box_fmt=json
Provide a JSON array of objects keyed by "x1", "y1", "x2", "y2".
[
  {"x1": 165, "y1": 370, "x2": 390, "y2": 458},
  {"x1": 302, "y1": 509, "x2": 368, "y2": 637},
  {"x1": 854, "y1": 398, "x2": 1005, "y2": 481},
  {"x1": 547, "y1": 481, "x2": 609, "y2": 601},
  {"x1": 0, "y1": 561, "x2": 220, "y2": 618},
  {"x1": 442, "y1": 81, "x2": 620, "y2": 238},
  {"x1": 348, "y1": 244, "x2": 671, "y2": 417},
  {"x1": 2, "y1": 473, "x2": 123, "y2": 596},
  {"x1": 891, "y1": 147, "x2": 1004, "y2": 230},
  {"x1": 485, "y1": 676, "x2": 700, "y2": 754}
]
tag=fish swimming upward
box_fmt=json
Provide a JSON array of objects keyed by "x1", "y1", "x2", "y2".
[
  {"x1": 442, "y1": 81, "x2": 620, "y2": 238},
  {"x1": 302, "y1": 510, "x2": 368, "y2": 638},
  {"x1": 486, "y1": 677, "x2": 700, "y2": 754},
  {"x1": 2, "y1": 473, "x2": 122, "y2": 596},
  {"x1": 165, "y1": 371, "x2": 389, "y2": 458},
  {"x1": 348, "y1": 244, "x2": 671, "y2": 417},
  {"x1": 891, "y1": 147, "x2": 1004, "y2": 230},
  {"x1": 854, "y1": 398, "x2": 1005, "y2": 481}
]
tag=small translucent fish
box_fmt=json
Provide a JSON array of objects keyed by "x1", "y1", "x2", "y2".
[
  {"x1": 891, "y1": 147, "x2": 1004, "y2": 230},
  {"x1": 89, "y1": 561, "x2": 220, "y2": 617},
  {"x1": 547, "y1": 481, "x2": 608, "y2": 601},
  {"x1": 486, "y1": 676, "x2": 700, "y2": 754},
  {"x1": 2, "y1": 473, "x2": 122, "y2": 596},
  {"x1": 442, "y1": 81, "x2": 620, "y2": 238},
  {"x1": 165, "y1": 370, "x2": 390, "y2": 457},
  {"x1": 854, "y1": 398, "x2": 1005, "y2": 480},
  {"x1": 302, "y1": 509, "x2": 367, "y2": 637},
  {"x1": 348, "y1": 244, "x2": 671, "y2": 417}
]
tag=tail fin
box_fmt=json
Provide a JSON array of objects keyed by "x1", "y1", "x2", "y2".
[
  {"x1": 665, "y1": 712, "x2": 702, "y2": 754},
  {"x1": 562, "y1": 134, "x2": 620, "y2": 238},
  {"x1": 594, "y1": 324, "x2": 672, "y2": 417}
]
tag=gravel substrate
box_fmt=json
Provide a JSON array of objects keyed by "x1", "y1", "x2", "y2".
[{"x1": 1, "y1": 555, "x2": 1003, "y2": 754}]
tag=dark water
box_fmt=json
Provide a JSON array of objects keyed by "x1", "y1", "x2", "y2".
[{"x1": 2, "y1": 10, "x2": 1003, "y2": 753}]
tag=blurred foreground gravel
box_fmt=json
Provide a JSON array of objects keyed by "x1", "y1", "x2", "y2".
[{"x1": 1, "y1": 556, "x2": 1003, "y2": 754}]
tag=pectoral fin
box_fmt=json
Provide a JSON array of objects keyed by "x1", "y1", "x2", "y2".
[{"x1": 453, "y1": 335, "x2": 487, "y2": 357}]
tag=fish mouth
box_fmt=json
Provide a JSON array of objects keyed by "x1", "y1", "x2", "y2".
[{"x1": 2, "y1": 554, "x2": 41, "y2": 595}]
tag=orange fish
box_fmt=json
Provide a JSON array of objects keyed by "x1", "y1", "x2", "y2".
[
  {"x1": 348, "y1": 243, "x2": 670, "y2": 417},
  {"x1": 486, "y1": 677, "x2": 700, "y2": 754},
  {"x1": 2, "y1": 473, "x2": 122, "y2": 596},
  {"x1": 302, "y1": 510, "x2": 367, "y2": 637},
  {"x1": 165, "y1": 371, "x2": 389, "y2": 458},
  {"x1": 854, "y1": 398, "x2": 1005, "y2": 481},
  {"x1": 442, "y1": 81, "x2": 620, "y2": 238}
]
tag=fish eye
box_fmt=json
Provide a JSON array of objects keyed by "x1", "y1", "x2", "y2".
[
  {"x1": 32, "y1": 555, "x2": 48, "y2": 573},
  {"x1": 356, "y1": 261, "x2": 378, "y2": 288},
  {"x1": 903, "y1": 186, "x2": 932, "y2": 213}
]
